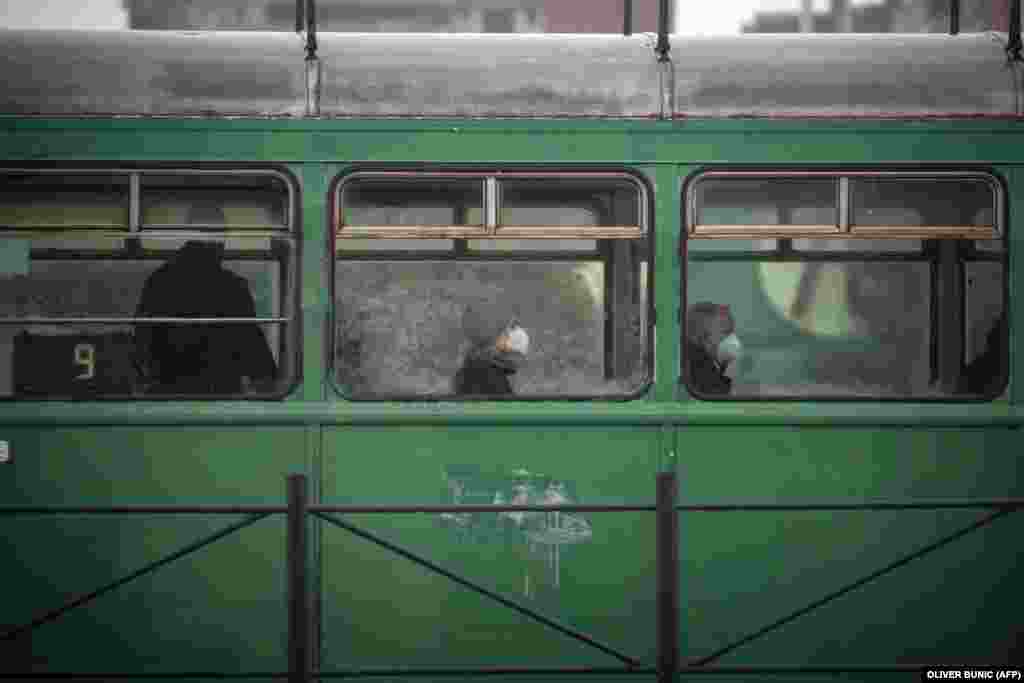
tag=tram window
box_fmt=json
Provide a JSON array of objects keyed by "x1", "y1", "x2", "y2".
[
  {"x1": 497, "y1": 177, "x2": 639, "y2": 228},
  {"x1": 0, "y1": 235, "x2": 293, "y2": 399},
  {"x1": 691, "y1": 177, "x2": 837, "y2": 232},
  {"x1": 684, "y1": 172, "x2": 1007, "y2": 400},
  {"x1": 0, "y1": 173, "x2": 129, "y2": 228},
  {"x1": 334, "y1": 172, "x2": 650, "y2": 400},
  {"x1": 141, "y1": 173, "x2": 289, "y2": 229},
  {"x1": 0, "y1": 169, "x2": 298, "y2": 400},
  {"x1": 341, "y1": 178, "x2": 484, "y2": 230},
  {"x1": 685, "y1": 240, "x2": 1006, "y2": 399},
  {"x1": 851, "y1": 178, "x2": 995, "y2": 229},
  {"x1": 335, "y1": 259, "x2": 648, "y2": 399}
]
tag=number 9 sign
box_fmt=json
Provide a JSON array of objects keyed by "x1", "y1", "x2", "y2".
[{"x1": 73, "y1": 343, "x2": 96, "y2": 381}]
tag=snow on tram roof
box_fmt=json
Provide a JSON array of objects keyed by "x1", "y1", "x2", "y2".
[{"x1": 0, "y1": 29, "x2": 1019, "y2": 118}]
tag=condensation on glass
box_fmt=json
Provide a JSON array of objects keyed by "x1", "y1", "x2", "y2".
[
  {"x1": 684, "y1": 171, "x2": 1006, "y2": 400},
  {"x1": 0, "y1": 169, "x2": 297, "y2": 399},
  {"x1": 141, "y1": 173, "x2": 290, "y2": 229},
  {"x1": 334, "y1": 172, "x2": 650, "y2": 399}
]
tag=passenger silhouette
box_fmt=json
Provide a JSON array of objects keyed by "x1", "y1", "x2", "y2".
[
  {"x1": 685, "y1": 302, "x2": 743, "y2": 396},
  {"x1": 454, "y1": 304, "x2": 530, "y2": 396},
  {"x1": 960, "y1": 314, "x2": 1006, "y2": 395},
  {"x1": 134, "y1": 239, "x2": 277, "y2": 394}
]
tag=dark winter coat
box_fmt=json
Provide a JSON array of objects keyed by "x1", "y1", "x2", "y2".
[
  {"x1": 685, "y1": 339, "x2": 732, "y2": 396},
  {"x1": 960, "y1": 315, "x2": 1006, "y2": 395},
  {"x1": 453, "y1": 355, "x2": 515, "y2": 396},
  {"x1": 134, "y1": 241, "x2": 278, "y2": 394}
]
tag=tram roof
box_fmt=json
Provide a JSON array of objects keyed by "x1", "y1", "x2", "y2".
[{"x1": 0, "y1": 29, "x2": 1020, "y2": 118}]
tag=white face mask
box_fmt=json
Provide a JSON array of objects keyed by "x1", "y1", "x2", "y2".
[
  {"x1": 716, "y1": 332, "x2": 743, "y2": 366},
  {"x1": 505, "y1": 326, "x2": 530, "y2": 355}
]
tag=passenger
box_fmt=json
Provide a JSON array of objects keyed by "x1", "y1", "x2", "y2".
[
  {"x1": 685, "y1": 302, "x2": 743, "y2": 396},
  {"x1": 134, "y1": 240, "x2": 277, "y2": 394},
  {"x1": 454, "y1": 304, "x2": 530, "y2": 396},
  {"x1": 960, "y1": 314, "x2": 1007, "y2": 395}
]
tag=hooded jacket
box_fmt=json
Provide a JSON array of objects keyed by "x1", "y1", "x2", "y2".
[{"x1": 134, "y1": 241, "x2": 277, "y2": 394}]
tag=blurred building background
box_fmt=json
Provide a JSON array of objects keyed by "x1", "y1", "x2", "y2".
[
  {"x1": 122, "y1": 0, "x2": 667, "y2": 32},
  {"x1": 742, "y1": 0, "x2": 1011, "y2": 33}
]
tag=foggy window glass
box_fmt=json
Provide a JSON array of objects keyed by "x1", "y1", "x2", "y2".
[
  {"x1": 337, "y1": 239, "x2": 455, "y2": 251},
  {"x1": 793, "y1": 238, "x2": 922, "y2": 252},
  {"x1": 0, "y1": 232, "x2": 294, "y2": 399},
  {"x1": 693, "y1": 177, "x2": 837, "y2": 229},
  {"x1": 688, "y1": 238, "x2": 778, "y2": 252},
  {"x1": 851, "y1": 178, "x2": 995, "y2": 228},
  {"x1": 498, "y1": 177, "x2": 640, "y2": 228},
  {"x1": 684, "y1": 237, "x2": 1006, "y2": 399},
  {"x1": 141, "y1": 174, "x2": 289, "y2": 229},
  {"x1": 468, "y1": 239, "x2": 597, "y2": 252},
  {"x1": 341, "y1": 178, "x2": 484, "y2": 228},
  {"x1": 0, "y1": 173, "x2": 129, "y2": 228},
  {"x1": 335, "y1": 254, "x2": 649, "y2": 399}
]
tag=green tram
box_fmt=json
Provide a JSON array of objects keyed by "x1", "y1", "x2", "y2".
[{"x1": 1, "y1": 26, "x2": 1022, "y2": 682}]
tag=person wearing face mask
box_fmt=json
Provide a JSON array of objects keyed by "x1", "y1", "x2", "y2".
[
  {"x1": 685, "y1": 301, "x2": 743, "y2": 396},
  {"x1": 454, "y1": 303, "x2": 530, "y2": 396}
]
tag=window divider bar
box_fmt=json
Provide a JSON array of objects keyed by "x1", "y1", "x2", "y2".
[
  {"x1": 838, "y1": 176, "x2": 850, "y2": 233},
  {"x1": 129, "y1": 172, "x2": 141, "y2": 233},
  {"x1": 485, "y1": 177, "x2": 499, "y2": 232}
]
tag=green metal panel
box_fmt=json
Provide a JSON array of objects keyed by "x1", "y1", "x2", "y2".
[
  {"x1": 0, "y1": 427, "x2": 306, "y2": 675},
  {"x1": 320, "y1": 426, "x2": 662, "y2": 671},
  {"x1": 675, "y1": 427, "x2": 1023, "y2": 676},
  {"x1": 2, "y1": 118, "x2": 1024, "y2": 165}
]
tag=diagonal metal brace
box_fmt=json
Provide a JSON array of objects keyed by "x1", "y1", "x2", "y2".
[
  {"x1": 1, "y1": 513, "x2": 272, "y2": 643},
  {"x1": 314, "y1": 512, "x2": 641, "y2": 668},
  {"x1": 690, "y1": 507, "x2": 1016, "y2": 666}
]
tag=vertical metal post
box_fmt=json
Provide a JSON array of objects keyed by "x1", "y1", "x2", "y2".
[
  {"x1": 656, "y1": 471, "x2": 679, "y2": 683},
  {"x1": 1010, "y1": 0, "x2": 1023, "y2": 61},
  {"x1": 288, "y1": 474, "x2": 310, "y2": 683},
  {"x1": 623, "y1": 0, "x2": 633, "y2": 35},
  {"x1": 950, "y1": 0, "x2": 960, "y2": 34},
  {"x1": 656, "y1": 0, "x2": 671, "y2": 59}
]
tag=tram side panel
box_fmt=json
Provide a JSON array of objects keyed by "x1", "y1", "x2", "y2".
[
  {"x1": 320, "y1": 424, "x2": 664, "y2": 672},
  {"x1": 0, "y1": 424, "x2": 308, "y2": 675}
]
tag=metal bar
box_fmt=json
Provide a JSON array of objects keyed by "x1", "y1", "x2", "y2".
[
  {"x1": 0, "y1": 513, "x2": 270, "y2": 642},
  {"x1": 288, "y1": 475, "x2": 311, "y2": 683},
  {"x1": 623, "y1": 0, "x2": 633, "y2": 35},
  {"x1": 673, "y1": 499, "x2": 1024, "y2": 511},
  {"x1": 656, "y1": 0, "x2": 671, "y2": 58},
  {"x1": 656, "y1": 472, "x2": 680, "y2": 683},
  {"x1": 316, "y1": 666, "x2": 929, "y2": 678},
  {"x1": 6, "y1": 499, "x2": 1022, "y2": 516},
  {"x1": 318, "y1": 667, "x2": 657, "y2": 678},
  {"x1": 313, "y1": 512, "x2": 641, "y2": 667},
  {"x1": 0, "y1": 506, "x2": 288, "y2": 515},
  {"x1": 1010, "y1": 0, "x2": 1022, "y2": 61},
  {"x1": 950, "y1": 0, "x2": 960, "y2": 34},
  {"x1": 311, "y1": 504, "x2": 656, "y2": 513},
  {"x1": 0, "y1": 317, "x2": 288, "y2": 325},
  {"x1": 0, "y1": 675, "x2": 287, "y2": 680},
  {"x1": 690, "y1": 507, "x2": 1015, "y2": 666}
]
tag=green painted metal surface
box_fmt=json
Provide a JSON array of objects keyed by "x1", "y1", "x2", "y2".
[{"x1": 0, "y1": 117, "x2": 1021, "y2": 682}]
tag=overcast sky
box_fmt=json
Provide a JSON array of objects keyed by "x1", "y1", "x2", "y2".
[{"x1": 0, "y1": 0, "x2": 860, "y2": 34}]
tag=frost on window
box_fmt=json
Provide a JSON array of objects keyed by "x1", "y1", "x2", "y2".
[
  {"x1": 686, "y1": 238, "x2": 1006, "y2": 399},
  {"x1": 335, "y1": 257, "x2": 648, "y2": 399}
]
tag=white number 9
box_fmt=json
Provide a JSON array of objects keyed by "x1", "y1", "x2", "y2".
[{"x1": 73, "y1": 343, "x2": 96, "y2": 380}]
